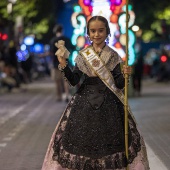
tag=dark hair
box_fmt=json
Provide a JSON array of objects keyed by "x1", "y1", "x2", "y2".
[
  {"x1": 53, "y1": 24, "x2": 63, "y2": 34},
  {"x1": 87, "y1": 16, "x2": 110, "y2": 36}
]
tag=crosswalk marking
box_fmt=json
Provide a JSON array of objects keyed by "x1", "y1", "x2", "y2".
[
  {"x1": 0, "y1": 143, "x2": 7, "y2": 147},
  {"x1": 2, "y1": 137, "x2": 12, "y2": 141},
  {"x1": 0, "y1": 94, "x2": 41, "y2": 126}
]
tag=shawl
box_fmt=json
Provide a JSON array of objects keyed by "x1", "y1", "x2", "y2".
[{"x1": 74, "y1": 45, "x2": 123, "y2": 76}]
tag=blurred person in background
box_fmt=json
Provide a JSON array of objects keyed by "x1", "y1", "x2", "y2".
[
  {"x1": 0, "y1": 45, "x2": 17, "y2": 92},
  {"x1": 132, "y1": 42, "x2": 144, "y2": 97},
  {"x1": 50, "y1": 24, "x2": 75, "y2": 102},
  {"x1": 156, "y1": 48, "x2": 170, "y2": 82},
  {"x1": 20, "y1": 51, "x2": 33, "y2": 83},
  {"x1": 8, "y1": 41, "x2": 21, "y2": 87}
]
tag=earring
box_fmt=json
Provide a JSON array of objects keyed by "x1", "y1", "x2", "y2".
[
  {"x1": 87, "y1": 36, "x2": 92, "y2": 44},
  {"x1": 106, "y1": 36, "x2": 109, "y2": 44}
]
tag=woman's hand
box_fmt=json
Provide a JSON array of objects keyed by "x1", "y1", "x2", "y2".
[
  {"x1": 55, "y1": 40, "x2": 70, "y2": 68},
  {"x1": 122, "y1": 65, "x2": 132, "y2": 75},
  {"x1": 56, "y1": 55, "x2": 67, "y2": 67}
]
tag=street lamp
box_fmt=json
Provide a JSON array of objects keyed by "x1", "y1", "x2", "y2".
[
  {"x1": 7, "y1": 3, "x2": 12, "y2": 14},
  {"x1": 8, "y1": 0, "x2": 17, "y2": 3},
  {"x1": 7, "y1": 0, "x2": 17, "y2": 14}
]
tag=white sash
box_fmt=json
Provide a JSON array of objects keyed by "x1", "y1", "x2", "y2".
[{"x1": 80, "y1": 46, "x2": 136, "y2": 122}]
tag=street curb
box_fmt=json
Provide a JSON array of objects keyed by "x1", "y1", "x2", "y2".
[{"x1": 146, "y1": 143, "x2": 168, "y2": 170}]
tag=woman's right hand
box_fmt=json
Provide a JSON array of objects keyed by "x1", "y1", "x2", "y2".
[{"x1": 57, "y1": 55, "x2": 67, "y2": 67}]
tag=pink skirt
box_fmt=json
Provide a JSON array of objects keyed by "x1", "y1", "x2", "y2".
[{"x1": 42, "y1": 97, "x2": 150, "y2": 170}]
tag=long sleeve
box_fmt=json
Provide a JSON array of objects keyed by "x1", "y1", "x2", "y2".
[
  {"x1": 62, "y1": 65, "x2": 83, "y2": 86},
  {"x1": 111, "y1": 64, "x2": 125, "y2": 89}
]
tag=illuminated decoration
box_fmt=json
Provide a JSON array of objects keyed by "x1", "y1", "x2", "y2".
[
  {"x1": 16, "y1": 50, "x2": 29, "y2": 62},
  {"x1": 44, "y1": 44, "x2": 50, "y2": 52},
  {"x1": 79, "y1": 0, "x2": 92, "y2": 16},
  {"x1": 84, "y1": 0, "x2": 91, "y2": 6},
  {"x1": 118, "y1": 11, "x2": 135, "y2": 31},
  {"x1": 91, "y1": 0, "x2": 112, "y2": 19},
  {"x1": 24, "y1": 36, "x2": 34, "y2": 46},
  {"x1": 111, "y1": 0, "x2": 122, "y2": 6},
  {"x1": 69, "y1": 51, "x2": 79, "y2": 66},
  {"x1": 63, "y1": 0, "x2": 71, "y2": 2},
  {"x1": 132, "y1": 25, "x2": 139, "y2": 32},
  {"x1": 34, "y1": 43, "x2": 44, "y2": 53},
  {"x1": 110, "y1": 14, "x2": 118, "y2": 23},
  {"x1": 77, "y1": 36, "x2": 86, "y2": 48},
  {"x1": 118, "y1": 10, "x2": 136, "y2": 64},
  {"x1": 73, "y1": 5, "x2": 82, "y2": 13},
  {"x1": 70, "y1": 4, "x2": 87, "y2": 65},
  {"x1": 20, "y1": 44, "x2": 27, "y2": 51},
  {"x1": 69, "y1": 0, "x2": 137, "y2": 65},
  {"x1": 71, "y1": 14, "x2": 86, "y2": 46}
]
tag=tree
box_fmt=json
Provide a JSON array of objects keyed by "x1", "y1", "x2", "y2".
[
  {"x1": 131, "y1": 0, "x2": 170, "y2": 42},
  {"x1": 2, "y1": 0, "x2": 169, "y2": 43},
  {"x1": 0, "y1": 0, "x2": 55, "y2": 43}
]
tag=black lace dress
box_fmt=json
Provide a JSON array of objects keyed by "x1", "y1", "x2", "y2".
[{"x1": 51, "y1": 64, "x2": 142, "y2": 170}]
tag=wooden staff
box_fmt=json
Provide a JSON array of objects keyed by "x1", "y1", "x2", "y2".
[{"x1": 125, "y1": 0, "x2": 129, "y2": 169}]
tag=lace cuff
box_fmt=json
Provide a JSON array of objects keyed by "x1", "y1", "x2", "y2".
[
  {"x1": 58, "y1": 62, "x2": 72, "y2": 87},
  {"x1": 58, "y1": 61, "x2": 68, "y2": 71}
]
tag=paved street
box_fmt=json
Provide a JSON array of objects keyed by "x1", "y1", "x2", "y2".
[
  {"x1": 129, "y1": 79, "x2": 170, "y2": 170},
  {"x1": 0, "y1": 77, "x2": 169, "y2": 170}
]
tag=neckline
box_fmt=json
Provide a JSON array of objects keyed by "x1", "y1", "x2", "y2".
[{"x1": 92, "y1": 43, "x2": 106, "y2": 56}]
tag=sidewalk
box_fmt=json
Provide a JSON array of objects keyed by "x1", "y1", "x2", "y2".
[
  {"x1": 146, "y1": 143, "x2": 168, "y2": 170},
  {"x1": 129, "y1": 78, "x2": 170, "y2": 170}
]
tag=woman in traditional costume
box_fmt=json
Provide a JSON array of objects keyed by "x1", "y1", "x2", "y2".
[{"x1": 42, "y1": 15, "x2": 150, "y2": 170}]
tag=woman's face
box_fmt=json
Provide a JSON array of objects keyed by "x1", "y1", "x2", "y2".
[{"x1": 88, "y1": 20, "x2": 107, "y2": 46}]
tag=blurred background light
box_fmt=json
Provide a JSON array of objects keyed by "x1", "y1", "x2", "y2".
[
  {"x1": 16, "y1": 50, "x2": 29, "y2": 62},
  {"x1": 73, "y1": 5, "x2": 82, "y2": 13},
  {"x1": 63, "y1": 0, "x2": 71, "y2": 2},
  {"x1": 7, "y1": 3, "x2": 13, "y2": 14},
  {"x1": 111, "y1": 0, "x2": 122, "y2": 6},
  {"x1": 24, "y1": 36, "x2": 34, "y2": 46},
  {"x1": 160, "y1": 55, "x2": 168, "y2": 62},
  {"x1": 8, "y1": 0, "x2": 17, "y2": 3},
  {"x1": 83, "y1": 0, "x2": 91, "y2": 6},
  {"x1": 76, "y1": 36, "x2": 86, "y2": 48},
  {"x1": 132, "y1": 25, "x2": 139, "y2": 32},
  {"x1": 20, "y1": 44, "x2": 27, "y2": 51},
  {"x1": 34, "y1": 43, "x2": 44, "y2": 53}
]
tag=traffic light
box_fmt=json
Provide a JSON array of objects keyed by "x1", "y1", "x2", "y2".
[{"x1": 160, "y1": 55, "x2": 168, "y2": 63}]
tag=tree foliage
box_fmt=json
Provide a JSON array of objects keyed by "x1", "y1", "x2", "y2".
[
  {"x1": 131, "y1": 0, "x2": 170, "y2": 42},
  {"x1": 1, "y1": 0, "x2": 169, "y2": 43},
  {"x1": 0, "y1": 0, "x2": 55, "y2": 43}
]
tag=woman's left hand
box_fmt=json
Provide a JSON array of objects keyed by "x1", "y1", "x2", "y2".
[{"x1": 122, "y1": 65, "x2": 132, "y2": 75}]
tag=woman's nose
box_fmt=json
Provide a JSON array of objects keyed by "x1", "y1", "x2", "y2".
[{"x1": 95, "y1": 31, "x2": 99, "y2": 36}]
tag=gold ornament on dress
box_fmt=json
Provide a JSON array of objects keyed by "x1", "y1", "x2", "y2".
[{"x1": 91, "y1": 59, "x2": 100, "y2": 68}]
